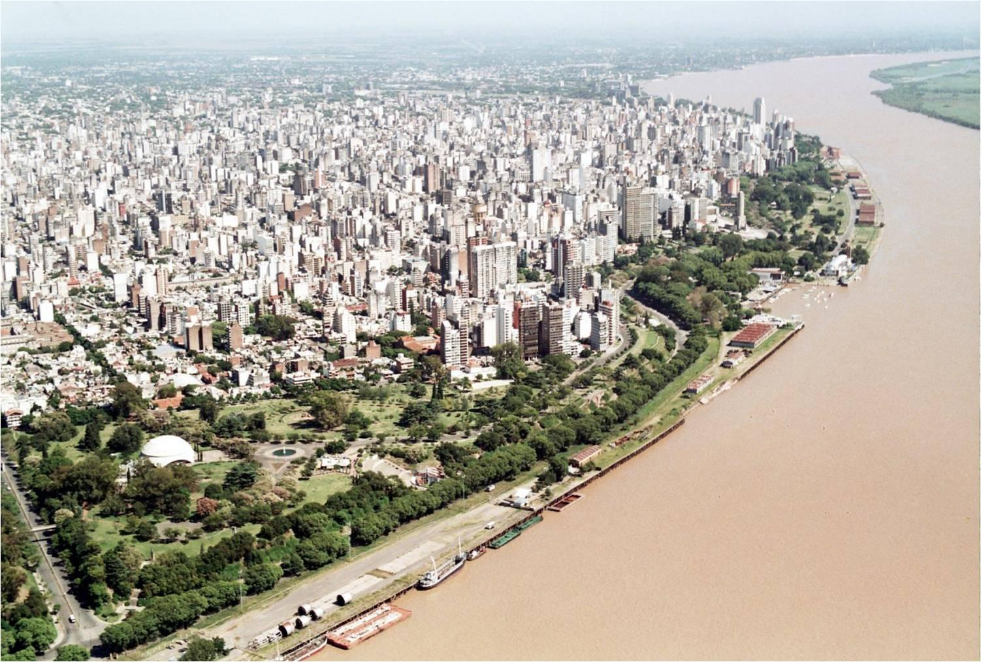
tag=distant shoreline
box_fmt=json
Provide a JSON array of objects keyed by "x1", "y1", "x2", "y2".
[{"x1": 869, "y1": 56, "x2": 980, "y2": 130}]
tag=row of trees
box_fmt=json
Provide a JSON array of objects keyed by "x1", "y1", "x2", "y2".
[
  {"x1": 95, "y1": 326, "x2": 714, "y2": 654},
  {"x1": 632, "y1": 235, "x2": 803, "y2": 331},
  {"x1": 1, "y1": 492, "x2": 59, "y2": 661},
  {"x1": 100, "y1": 581, "x2": 241, "y2": 653}
]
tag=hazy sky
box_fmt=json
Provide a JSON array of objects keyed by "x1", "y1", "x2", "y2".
[{"x1": 1, "y1": 1, "x2": 978, "y2": 44}]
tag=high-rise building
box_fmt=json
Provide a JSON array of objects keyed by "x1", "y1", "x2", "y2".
[
  {"x1": 753, "y1": 97, "x2": 767, "y2": 125},
  {"x1": 496, "y1": 303, "x2": 515, "y2": 346},
  {"x1": 156, "y1": 268, "x2": 169, "y2": 297},
  {"x1": 531, "y1": 147, "x2": 551, "y2": 182},
  {"x1": 621, "y1": 183, "x2": 655, "y2": 241},
  {"x1": 518, "y1": 301, "x2": 540, "y2": 360},
  {"x1": 236, "y1": 303, "x2": 252, "y2": 327},
  {"x1": 229, "y1": 322, "x2": 243, "y2": 350},
  {"x1": 564, "y1": 262, "x2": 584, "y2": 298},
  {"x1": 599, "y1": 287, "x2": 620, "y2": 349},
  {"x1": 218, "y1": 298, "x2": 234, "y2": 322},
  {"x1": 468, "y1": 244, "x2": 495, "y2": 299},
  {"x1": 147, "y1": 298, "x2": 162, "y2": 332},
  {"x1": 468, "y1": 241, "x2": 517, "y2": 299},
  {"x1": 200, "y1": 323, "x2": 213, "y2": 351},
  {"x1": 130, "y1": 282, "x2": 142, "y2": 309},
  {"x1": 424, "y1": 162, "x2": 440, "y2": 194},
  {"x1": 493, "y1": 241, "x2": 518, "y2": 289},
  {"x1": 440, "y1": 319, "x2": 461, "y2": 368},
  {"x1": 541, "y1": 301, "x2": 570, "y2": 356},
  {"x1": 185, "y1": 324, "x2": 202, "y2": 352},
  {"x1": 590, "y1": 311, "x2": 609, "y2": 351},
  {"x1": 455, "y1": 300, "x2": 471, "y2": 364}
]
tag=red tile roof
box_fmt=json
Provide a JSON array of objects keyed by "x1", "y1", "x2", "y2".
[
  {"x1": 570, "y1": 445, "x2": 602, "y2": 465},
  {"x1": 731, "y1": 323, "x2": 776, "y2": 346}
]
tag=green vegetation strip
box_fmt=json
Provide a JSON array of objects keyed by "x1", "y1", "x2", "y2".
[{"x1": 871, "y1": 57, "x2": 979, "y2": 129}]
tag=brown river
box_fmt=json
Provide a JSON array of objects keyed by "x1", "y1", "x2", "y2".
[{"x1": 317, "y1": 52, "x2": 980, "y2": 660}]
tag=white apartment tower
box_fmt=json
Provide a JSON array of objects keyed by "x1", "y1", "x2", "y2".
[
  {"x1": 440, "y1": 319, "x2": 462, "y2": 368},
  {"x1": 753, "y1": 97, "x2": 767, "y2": 126}
]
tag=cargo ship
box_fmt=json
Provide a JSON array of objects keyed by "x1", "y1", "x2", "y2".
[
  {"x1": 515, "y1": 514, "x2": 543, "y2": 532},
  {"x1": 418, "y1": 540, "x2": 466, "y2": 590},
  {"x1": 488, "y1": 528, "x2": 521, "y2": 549},
  {"x1": 488, "y1": 515, "x2": 543, "y2": 549}
]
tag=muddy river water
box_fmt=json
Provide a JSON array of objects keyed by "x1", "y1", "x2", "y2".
[{"x1": 316, "y1": 51, "x2": 980, "y2": 660}]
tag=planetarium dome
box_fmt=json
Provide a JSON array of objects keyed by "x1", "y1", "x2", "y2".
[{"x1": 141, "y1": 435, "x2": 195, "y2": 467}]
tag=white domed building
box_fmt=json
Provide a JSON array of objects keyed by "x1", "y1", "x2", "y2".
[{"x1": 141, "y1": 435, "x2": 196, "y2": 467}]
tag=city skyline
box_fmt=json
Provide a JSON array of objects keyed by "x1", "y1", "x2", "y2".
[{"x1": 0, "y1": 3, "x2": 978, "y2": 661}]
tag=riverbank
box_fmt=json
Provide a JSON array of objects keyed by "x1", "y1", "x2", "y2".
[
  {"x1": 330, "y1": 52, "x2": 977, "y2": 660},
  {"x1": 263, "y1": 320, "x2": 807, "y2": 661},
  {"x1": 835, "y1": 151, "x2": 885, "y2": 280}
]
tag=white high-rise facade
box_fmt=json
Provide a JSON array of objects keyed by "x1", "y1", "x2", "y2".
[{"x1": 753, "y1": 97, "x2": 767, "y2": 125}]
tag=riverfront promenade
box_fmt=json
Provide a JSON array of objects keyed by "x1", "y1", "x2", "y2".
[{"x1": 234, "y1": 321, "x2": 806, "y2": 661}]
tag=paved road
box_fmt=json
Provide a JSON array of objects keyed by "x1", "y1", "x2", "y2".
[
  {"x1": 182, "y1": 479, "x2": 538, "y2": 660},
  {"x1": 835, "y1": 183, "x2": 858, "y2": 255},
  {"x1": 562, "y1": 321, "x2": 627, "y2": 387},
  {"x1": 1, "y1": 456, "x2": 107, "y2": 656},
  {"x1": 623, "y1": 278, "x2": 688, "y2": 354},
  {"x1": 561, "y1": 281, "x2": 634, "y2": 387}
]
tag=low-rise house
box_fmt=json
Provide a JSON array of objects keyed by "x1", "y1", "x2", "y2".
[
  {"x1": 393, "y1": 355, "x2": 415, "y2": 373},
  {"x1": 685, "y1": 373, "x2": 713, "y2": 394},
  {"x1": 415, "y1": 465, "x2": 445, "y2": 486},
  {"x1": 285, "y1": 371, "x2": 315, "y2": 387},
  {"x1": 328, "y1": 357, "x2": 359, "y2": 379},
  {"x1": 721, "y1": 350, "x2": 747, "y2": 368},
  {"x1": 570, "y1": 444, "x2": 602, "y2": 468},
  {"x1": 319, "y1": 455, "x2": 352, "y2": 471},
  {"x1": 821, "y1": 254, "x2": 852, "y2": 278},
  {"x1": 3, "y1": 409, "x2": 23, "y2": 429},
  {"x1": 857, "y1": 203, "x2": 877, "y2": 225}
]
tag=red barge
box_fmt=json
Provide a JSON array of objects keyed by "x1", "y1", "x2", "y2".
[{"x1": 326, "y1": 603, "x2": 411, "y2": 649}]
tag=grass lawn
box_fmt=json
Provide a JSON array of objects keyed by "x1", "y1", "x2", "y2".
[
  {"x1": 296, "y1": 472, "x2": 352, "y2": 503},
  {"x1": 87, "y1": 515, "x2": 261, "y2": 557},
  {"x1": 630, "y1": 327, "x2": 664, "y2": 357},
  {"x1": 192, "y1": 461, "x2": 239, "y2": 498},
  {"x1": 689, "y1": 326, "x2": 793, "y2": 399},
  {"x1": 45, "y1": 422, "x2": 128, "y2": 463},
  {"x1": 633, "y1": 335, "x2": 721, "y2": 423},
  {"x1": 593, "y1": 326, "x2": 797, "y2": 471},
  {"x1": 771, "y1": 185, "x2": 850, "y2": 235},
  {"x1": 852, "y1": 224, "x2": 881, "y2": 252},
  {"x1": 48, "y1": 437, "x2": 85, "y2": 463},
  {"x1": 354, "y1": 399, "x2": 405, "y2": 437},
  {"x1": 171, "y1": 461, "x2": 545, "y2": 657},
  {"x1": 221, "y1": 400, "x2": 308, "y2": 437}
]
